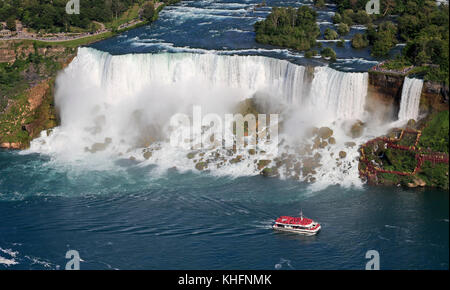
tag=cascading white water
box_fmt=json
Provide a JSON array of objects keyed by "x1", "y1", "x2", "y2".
[
  {"x1": 398, "y1": 77, "x2": 424, "y2": 121},
  {"x1": 68, "y1": 47, "x2": 308, "y2": 104},
  {"x1": 28, "y1": 47, "x2": 371, "y2": 188},
  {"x1": 60, "y1": 47, "x2": 367, "y2": 116},
  {"x1": 308, "y1": 66, "x2": 368, "y2": 120}
]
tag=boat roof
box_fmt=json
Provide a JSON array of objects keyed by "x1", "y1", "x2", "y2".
[{"x1": 275, "y1": 216, "x2": 313, "y2": 226}]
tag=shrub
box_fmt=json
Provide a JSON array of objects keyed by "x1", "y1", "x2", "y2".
[
  {"x1": 351, "y1": 33, "x2": 369, "y2": 48},
  {"x1": 321, "y1": 47, "x2": 336, "y2": 61},
  {"x1": 337, "y1": 23, "x2": 350, "y2": 35},
  {"x1": 324, "y1": 28, "x2": 338, "y2": 40}
]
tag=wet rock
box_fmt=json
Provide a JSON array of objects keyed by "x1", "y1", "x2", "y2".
[
  {"x1": 328, "y1": 137, "x2": 336, "y2": 145},
  {"x1": 319, "y1": 140, "x2": 328, "y2": 148},
  {"x1": 257, "y1": 159, "x2": 271, "y2": 170},
  {"x1": 344, "y1": 141, "x2": 357, "y2": 148},
  {"x1": 261, "y1": 167, "x2": 279, "y2": 177},
  {"x1": 187, "y1": 152, "x2": 196, "y2": 159},
  {"x1": 339, "y1": 151, "x2": 347, "y2": 159},
  {"x1": 195, "y1": 162, "x2": 207, "y2": 171},
  {"x1": 302, "y1": 157, "x2": 320, "y2": 176},
  {"x1": 230, "y1": 155, "x2": 243, "y2": 164},
  {"x1": 248, "y1": 149, "x2": 256, "y2": 155},
  {"x1": 85, "y1": 138, "x2": 112, "y2": 153},
  {"x1": 0, "y1": 142, "x2": 22, "y2": 149},
  {"x1": 416, "y1": 178, "x2": 426, "y2": 187},
  {"x1": 350, "y1": 120, "x2": 364, "y2": 138},
  {"x1": 314, "y1": 152, "x2": 321, "y2": 161},
  {"x1": 318, "y1": 127, "x2": 333, "y2": 139},
  {"x1": 143, "y1": 151, "x2": 152, "y2": 160},
  {"x1": 313, "y1": 136, "x2": 321, "y2": 149},
  {"x1": 407, "y1": 177, "x2": 426, "y2": 187}
]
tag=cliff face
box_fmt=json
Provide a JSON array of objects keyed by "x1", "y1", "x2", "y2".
[
  {"x1": 367, "y1": 72, "x2": 404, "y2": 121},
  {"x1": 0, "y1": 41, "x2": 67, "y2": 64},
  {"x1": 420, "y1": 81, "x2": 449, "y2": 114},
  {"x1": 368, "y1": 71, "x2": 449, "y2": 120},
  {"x1": 0, "y1": 40, "x2": 76, "y2": 149},
  {"x1": 0, "y1": 77, "x2": 58, "y2": 149}
]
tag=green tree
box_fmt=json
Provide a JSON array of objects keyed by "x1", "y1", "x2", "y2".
[
  {"x1": 314, "y1": 0, "x2": 326, "y2": 8},
  {"x1": 6, "y1": 16, "x2": 16, "y2": 31},
  {"x1": 332, "y1": 12, "x2": 342, "y2": 24},
  {"x1": 337, "y1": 22, "x2": 350, "y2": 35},
  {"x1": 142, "y1": 2, "x2": 156, "y2": 21},
  {"x1": 324, "y1": 28, "x2": 339, "y2": 40},
  {"x1": 321, "y1": 47, "x2": 337, "y2": 61},
  {"x1": 371, "y1": 22, "x2": 398, "y2": 57},
  {"x1": 254, "y1": 6, "x2": 320, "y2": 52},
  {"x1": 351, "y1": 33, "x2": 369, "y2": 48}
]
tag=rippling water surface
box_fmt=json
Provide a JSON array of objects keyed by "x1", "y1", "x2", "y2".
[{"x1": 0, "y1": 150, "x2": 448, "y2": 269}]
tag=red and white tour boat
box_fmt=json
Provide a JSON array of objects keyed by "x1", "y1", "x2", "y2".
[{"x1": 273, "y1": 212, "x2": 321, "y2": 235}]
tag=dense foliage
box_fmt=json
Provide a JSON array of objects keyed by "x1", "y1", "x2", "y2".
[
  {"x1": 418, "y1": 111, "x2": 449, "y2": 153},
  {"x1": 333, "y1": 0, "x2": 448, "y2": 84},
  {"x1": 351, "y1": 33, "x2": 369, "y2": 48},
  {"x1": 324, "y1": 28, "x2": 338, "y2": 40},
  {"x1": 366, "y1": 21, "x2": 398, "y2": 57},
  {"x1": 321, "y1": 47, "x2": 337, "y2": 60},
  {"x1": 332, "y1": 9, "x2": 372, "y2": 26},
  {"x1": 0, "y1": 0, "x2": 141, "y2": 32},
  {"x1": 0, "y1": 45, "x2": 62, "y2": 111},
  {"x1": 254, "y1": 6, "x2": 320, "y2": 51}
]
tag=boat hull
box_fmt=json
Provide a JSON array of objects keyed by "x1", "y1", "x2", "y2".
[{"x1": 272, "y1": 224, "x2": 321, "y2": 236}]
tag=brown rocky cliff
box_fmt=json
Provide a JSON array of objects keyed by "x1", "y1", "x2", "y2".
[
  {"x1": 367, "y1": 72, "x2": 404, "y2": 120},
  {"x1": 0, "y1": 40, "x2": 68, "y2": 64},
  {"x1": 0, "y1": 41, "x2": 76, "y2": 149},
  {"x1": 27, "y1": 80, "x2": 50, "y2": 111},
  {"x1": 420, "y1": 81, "x2": 449, "y2": 114},
  {"x1": 368, "y1": 71, "x2": 449, "y2": 119}
]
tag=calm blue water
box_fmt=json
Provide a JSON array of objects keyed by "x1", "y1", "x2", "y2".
[
  {"x1": 0, "y1": 0, "x2": 448, "y2": 270},
  {"x1": 0, "y1": 150, "x2": 448, "y2": 270}
]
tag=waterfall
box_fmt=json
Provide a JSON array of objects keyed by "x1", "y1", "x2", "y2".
[
  {"x1": 28, "y1": 47, "x2": 371, "y2": 187},
  {"x1": 62, "y1": 47, "x2": 368, "y2": 118},
  {"x1": 68, "y1": 47, "x2": 308, "y2": 104},
  {"x1": 398, "y1": 77, "x2": 424, "y2": 121},
  {"x1": 308, "y1": 66, "x2": 368, "y2": 120}
]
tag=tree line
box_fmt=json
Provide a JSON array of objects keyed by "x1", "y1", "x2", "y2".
[{"x1": 0, "y1": 0, "x2": 141, "y2": 32}]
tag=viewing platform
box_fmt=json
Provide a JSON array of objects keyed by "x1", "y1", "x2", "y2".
[{"x1": 369, "y1": 61, "x2": 415, "y2": 76}]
